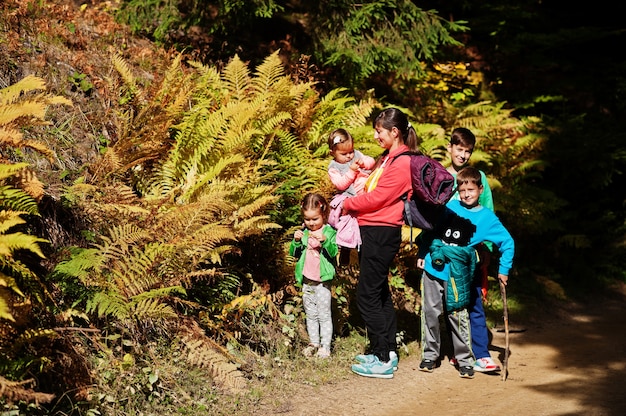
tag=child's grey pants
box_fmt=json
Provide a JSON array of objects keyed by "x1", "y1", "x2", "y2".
[
  {"x1": 420, "y1": 271, "x2": 474, "y2": 366},
  {"x1": 303, "y1": 281, "x2": 333, "y2": 350}
]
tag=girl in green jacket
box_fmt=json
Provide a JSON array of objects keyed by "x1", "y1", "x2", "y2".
[{"x1": 289, "y1": 193, "x2": 338, "y2": 358}]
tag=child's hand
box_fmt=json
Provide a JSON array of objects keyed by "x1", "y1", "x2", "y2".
[
  {"x1": 498, "y1": 273, "x2": 509, "y2": 285},
  {"x1": 350, "y1": 161, "x2": 360, "y2": 171},
  {"x1": 416, "y1": 258, "x2": 425, "y2": 269},
  {"x1": 310, "y1": 229, "x2": 325, "y2": 242},
  {"x1": 294, "y1": 230, "x2": 304, "y2": 241}
]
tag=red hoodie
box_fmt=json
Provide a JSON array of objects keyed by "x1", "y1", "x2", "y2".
[{"x1": 343, "y1": 145, "x2": 412, "y2": 227}]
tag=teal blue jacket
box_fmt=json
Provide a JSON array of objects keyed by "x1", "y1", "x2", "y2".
[
  {"x1": 289, "y1": 225, "x2": 338, "y2": 286},
  {"x1": 430, "y1": 239, "x2": 478, "y2": 311}
]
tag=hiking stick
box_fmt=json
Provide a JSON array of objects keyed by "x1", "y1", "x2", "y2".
[{"x1": 499, "y1": 280, "x2": 510, "y2": 381}]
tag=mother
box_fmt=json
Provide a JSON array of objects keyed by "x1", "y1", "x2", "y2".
[{"x1": 343, "y1": 107, "x2": 418, "y2": 379}]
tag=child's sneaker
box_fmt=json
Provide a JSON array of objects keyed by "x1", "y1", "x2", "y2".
[
  {"x1": 449, "y1": 358, "x2": 458, "y2": 366},
  {"x1": 459, "y1": 365, "x2": 475, "y2": 379},
  {"x1": 302, "y1": 344, "x2": 318, "y2": 357},
  {"x1": 351, "y1": 356, "x2": 394, "y2": 379},
  {"x1": 355, "y1": 351, "x2": 398, "y2": 371},
  {"x1": 316, "y1": 347, "x2": 331, "y2": 359},
  {"x1": 419, "y1": 359, "x2": 436, "y2": 373},
  {"x1": 473, "y1": 357, "x2": 501, "y2": 372}
]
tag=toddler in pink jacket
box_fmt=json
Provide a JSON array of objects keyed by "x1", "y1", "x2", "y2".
[{"x1": 326, "y1": 128, "x2": 375, "y2": 265}]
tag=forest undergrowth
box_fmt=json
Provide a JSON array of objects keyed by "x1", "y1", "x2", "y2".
[{"x1": 1, "y1": 1, "x2": 625, "y2": 415}]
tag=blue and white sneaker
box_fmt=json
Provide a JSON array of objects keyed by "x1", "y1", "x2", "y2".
[
  {"x1": 355, "y1": 351, "x2": 398, "y2": 371},
  {"x1": 351, "y1": 356, "x2": 394, "y2": 379}
]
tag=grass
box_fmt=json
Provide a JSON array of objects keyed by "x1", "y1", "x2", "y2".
[{"x1": 78, "y1": 329, "x2": 377, "y2": 415}]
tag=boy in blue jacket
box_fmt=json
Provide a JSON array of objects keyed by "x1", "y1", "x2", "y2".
[
  {"x1": 417, "y1": 166, "x2": 514, "y2": 378},
  {"x1": 446, "y1": 127, "x2": 500, "y2": 373}
]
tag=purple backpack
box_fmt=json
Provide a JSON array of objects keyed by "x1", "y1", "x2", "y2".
[{"x1": 392, "y1": 151, "x2": 456, "y2": 232}]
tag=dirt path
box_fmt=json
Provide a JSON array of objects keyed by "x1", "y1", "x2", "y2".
[{"x1": 278, "y1": 282, "x2": 626, "y2": 416}]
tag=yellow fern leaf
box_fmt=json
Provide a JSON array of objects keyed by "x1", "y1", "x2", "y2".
[
  {"x1": 0, "y1": 101, "x2": 48, "y2": 125},
  {"x1": 0, "y1": 294, "x2": 15, "y2": 322},
  {"x1": 112, "y1": 53, "x2": 139, "y2": 97},
  {"x1": 222, "y1": 55, "x2": 251, "y2": 100},
  {"x1": 14, "y1": 167, "x2": 45, "y2": 200},
  {"x1": 0, "y1": 75, "x2": 47, "y2": 106}
]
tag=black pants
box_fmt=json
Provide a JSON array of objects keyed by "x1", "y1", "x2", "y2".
[{"x1": 357, "y1": 225, "x2": 401, "y2": 362}]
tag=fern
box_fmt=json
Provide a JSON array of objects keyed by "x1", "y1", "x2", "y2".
[{"x1": 221, "y1": 55, "x2": 252, "y2": 101}]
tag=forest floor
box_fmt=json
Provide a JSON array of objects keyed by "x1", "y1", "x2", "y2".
[{"x1": 257, "y1": 281, "x2": 626, "y2": 416}]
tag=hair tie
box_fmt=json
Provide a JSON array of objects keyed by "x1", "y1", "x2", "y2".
[
  {"x1": 407, "y1": 122, "x2": 412, "y2": 129},
  {"x1": 333, "y1": 136, "x2": 341, "y2": 145}
]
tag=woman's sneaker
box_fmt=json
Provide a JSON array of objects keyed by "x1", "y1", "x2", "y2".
[
  {"x1": 351, "y1": 356, "x2": 394, "y2": 379},
  {"x1": 355, "y1": 351, "x2": 398, "y2": 370},
  {"x1": 473, "y1": 357, "x2": 501, "y2": 372}
]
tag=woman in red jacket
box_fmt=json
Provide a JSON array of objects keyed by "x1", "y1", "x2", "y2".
[{"x1": 344, "y1": 108, "x2": 419, "y2": 379}]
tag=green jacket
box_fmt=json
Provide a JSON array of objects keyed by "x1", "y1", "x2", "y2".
[{"x1": 289, "y1": 225, "x2": 338, "y2": 286}]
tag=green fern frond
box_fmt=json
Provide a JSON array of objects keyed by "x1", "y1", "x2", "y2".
[
  {"x1": 87, "y1": 291, "x2": 128, "y2": 319},
  {"x1": 275, "y1": 130, "x2": 314, "y2": 162},
  {"x1": 307, "y1": 88, "x2": 362, "y2": 151},
  {"x1": 0, "y1": 186, "x2": 40, "y2": 214},
  {"x1": 131, "y1": 298, "x2": 178, "y2": 320},
  {"x1": 343, "y1": 96, "x2": 379, "y2": 129},
  {"x1": 53, "y1": 248, "x2": 102, "y2": 283},
  {"x1": 132, "y1": 286, "x2": 186, "y2": 302}
]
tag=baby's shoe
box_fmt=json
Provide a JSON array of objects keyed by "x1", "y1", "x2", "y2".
[
  {"x1": 303, "y1": 344, "x2": 318, "y2": 357},
  {"x1": 316, "y1": 347, "x2": 331, "y2": 358}
]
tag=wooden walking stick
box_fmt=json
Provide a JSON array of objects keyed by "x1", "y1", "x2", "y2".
[{"x1": 499, "y1": 280, "x2": 510, "y2": 381}]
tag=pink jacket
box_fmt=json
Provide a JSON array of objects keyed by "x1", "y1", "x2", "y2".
[{"x1": 328, "y1": 194, "x2": 361, "y2": 248}]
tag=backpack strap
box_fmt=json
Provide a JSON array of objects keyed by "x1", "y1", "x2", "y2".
[
  {"x1": 392, "y1": 151, "x2": 420, "y2": 249},
  {"x1": 400, "y1": 192, "x2": 416, "y2": 248}
]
